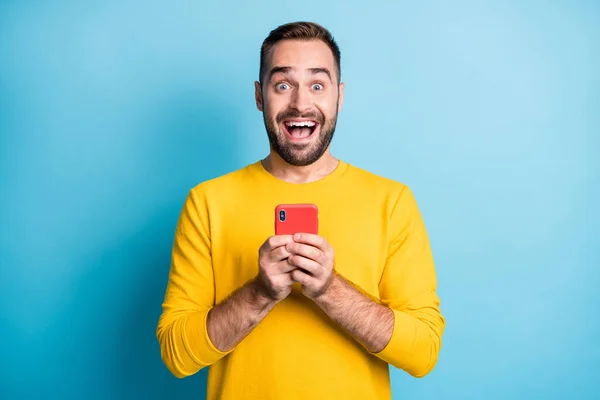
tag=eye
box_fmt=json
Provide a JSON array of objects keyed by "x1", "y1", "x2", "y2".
[
  {"x1": 276, "y1": 83, "x2": 290, "y2": 91},
  {"x1": 312, "y1": 83, "x2": 324, "y2": 91}
]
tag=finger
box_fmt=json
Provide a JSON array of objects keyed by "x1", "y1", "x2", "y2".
[
  {"x1": 262, "y1": 235, "x2": 294, "y2": 252},
  {"x1": 279, "y1": 272, "x2": 295, "y2": 287},
  {"x1": 276, "y1": 259, "x2": 296, "y2": 274},
  {"x1": 268, "y1": 246, "x2": 292, "y2": 262},
  {"x1": 287, "y1": 255, "x2": 321, "y2": 277},
  {"x1": 293, "y1": 233, "x2": 328, "y2": 251},
  {"x1": 286, "y1": 242, "x2": 323, "y2": 263},
  {"x1": 291, "y1": 268, "x2": 318, "y2": 286}
]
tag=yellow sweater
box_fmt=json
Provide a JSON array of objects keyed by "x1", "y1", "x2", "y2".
[{"x1": 156, "y1": 159, "x2": 445, "y2": 399}]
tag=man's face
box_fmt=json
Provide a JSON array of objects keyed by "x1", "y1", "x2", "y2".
[{"x1": 255, "y1": 39, "x2": 344, "y2": 166}]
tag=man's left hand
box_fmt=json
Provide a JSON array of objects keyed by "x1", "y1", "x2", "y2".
[{"x1": 286, "y1": 233, "x2": 335, "y2": 299}]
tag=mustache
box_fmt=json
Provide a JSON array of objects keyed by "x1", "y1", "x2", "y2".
[{"x1": 276, "y1": 109, "x2": 324, "y2": 124}]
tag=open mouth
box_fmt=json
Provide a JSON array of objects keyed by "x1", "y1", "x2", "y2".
[{"x1": 282, "y1": 120, "x2": 319, "y2": 140}]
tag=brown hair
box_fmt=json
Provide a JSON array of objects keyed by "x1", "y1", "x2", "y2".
[{"x1": 259, "y1": 21, "x2": 341, "y2": 85}]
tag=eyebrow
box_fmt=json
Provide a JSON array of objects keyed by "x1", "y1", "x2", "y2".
[{"x1": 268, "y1": 66, "x2": 333, "y2": 83}]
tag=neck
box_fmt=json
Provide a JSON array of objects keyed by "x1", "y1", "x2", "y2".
[{"x1": 262, "y1": 150, "x2": 339, "y2": 184}]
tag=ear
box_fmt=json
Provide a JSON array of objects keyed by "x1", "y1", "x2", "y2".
[
  {"x1": 337, "y1": 82, "x2": 344, "y2": 112},
  {"x1": 254, "y1": 81, "x2": 263, "y2": 112}
]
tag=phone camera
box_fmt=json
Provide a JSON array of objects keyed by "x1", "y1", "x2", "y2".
[{"x1": 279, "y1": 209, "x2": 286, "y2": 222}]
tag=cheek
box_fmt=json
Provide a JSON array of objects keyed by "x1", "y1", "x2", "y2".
[
  {"x1": 264, "y1": 98, "x2": 287, "y2": 119},
  {"x1": 319, "y1": 95, "x2": 339, "y2": 116}
]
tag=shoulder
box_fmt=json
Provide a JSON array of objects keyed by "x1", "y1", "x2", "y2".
[
  {"x1": 342, "y1": 162, "x2": 425, "y2": 217},
  {"x1": 344, "y1": 161, "x2": 409, "y2": 197},
  {"x1": 183, "y1": 164, "x2": 254, "y2": 204},
  {"x1": 188, "y1": 162, "x2": 256, "y2": 199}
]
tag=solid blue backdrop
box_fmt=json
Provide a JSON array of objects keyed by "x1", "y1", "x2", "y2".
[{"x1": 1, "y1": 1, "x2": 598, "y2": 399}]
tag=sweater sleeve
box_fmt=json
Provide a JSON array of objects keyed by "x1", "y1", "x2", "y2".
[
  {"x1": 371, "y1": 185, "x2": 445, "y2": 378},
  {"x1": 156, "y1": 188, "x2": 231, "y2": 378}
]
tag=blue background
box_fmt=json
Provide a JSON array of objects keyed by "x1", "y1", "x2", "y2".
[{"x1": 1, "y1": 1, "x2": 598, "y2": 399}]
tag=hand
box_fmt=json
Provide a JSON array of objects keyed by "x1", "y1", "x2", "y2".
[
  {"x1": 255, "y1": 235, "x2": 296, "y2": 302},
  {"x1": 286, "y1": 233, "x2": 335, "y2": 299}
]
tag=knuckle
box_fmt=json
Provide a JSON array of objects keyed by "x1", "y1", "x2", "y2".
[{"x1": 292, "y1": 270, "x2": 301, "y2": 281}]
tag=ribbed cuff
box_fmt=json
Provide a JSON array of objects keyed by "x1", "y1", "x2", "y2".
[
  {"x1": 370, "y1": 308, "x2": 416, "y2": 364},
  {"x1": 183, "y1": 307, "x2": 232, "y2": 367}
]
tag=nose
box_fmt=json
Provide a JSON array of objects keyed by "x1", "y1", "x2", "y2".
[{"x1": 290, "y1": 86, "x2": 311, "y2": 113}]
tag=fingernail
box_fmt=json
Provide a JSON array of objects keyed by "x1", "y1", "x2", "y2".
[{"x1": 294, "y1": 233, "x2": 301, "y2": 240}]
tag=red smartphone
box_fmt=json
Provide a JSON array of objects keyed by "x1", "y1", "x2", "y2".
[{"x1": 275, "y1": 204, "x2": 318, "y2": 235}]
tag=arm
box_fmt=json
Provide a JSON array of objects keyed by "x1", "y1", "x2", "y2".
[
  {"x1": 156, "y1": 188, "x2": 229, "y2": 378},
  {"x1": 205, "y1": 279, "x2": 276, "y2": 352},
  {"x1": 311, "y1": 273, "x2": 394, "y2": 353},
  {"x1": 208, "y1": 234, "x2": 298, "y2": 352},
  {"x1": 156, "y1": 189, "x2": 295, "y2": 377},
  {"x1": 288, "y1": 185, "x2": 445, "y2": 377},
  {"x1": 369, "y1": 185, "x2": 445, "y2": 377}
]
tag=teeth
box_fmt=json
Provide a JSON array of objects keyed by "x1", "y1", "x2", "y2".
[{"x1": 285, "y1": 121, "x2": 316, "y2": 127}]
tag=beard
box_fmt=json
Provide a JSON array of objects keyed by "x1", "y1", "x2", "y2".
[{"x1": 263, "y1": 103, "x2": 338, "y2": 167}]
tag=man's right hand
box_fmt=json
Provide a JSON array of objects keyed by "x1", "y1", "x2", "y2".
[
  {"x1": 205, "y1": 235, "x2": 296, "y2": 352},
  {"x1": 255, "y1": 235, "x2": 296, "y2": 302}
]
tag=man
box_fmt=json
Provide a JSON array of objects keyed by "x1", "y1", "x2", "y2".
[{"x1": 157, "y1": 21, "x2": 445, "y2": 399}]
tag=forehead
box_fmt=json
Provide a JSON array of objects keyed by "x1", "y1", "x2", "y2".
[{"x1": 266, "y1": 39, "x2": 336, "y2": 74}]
